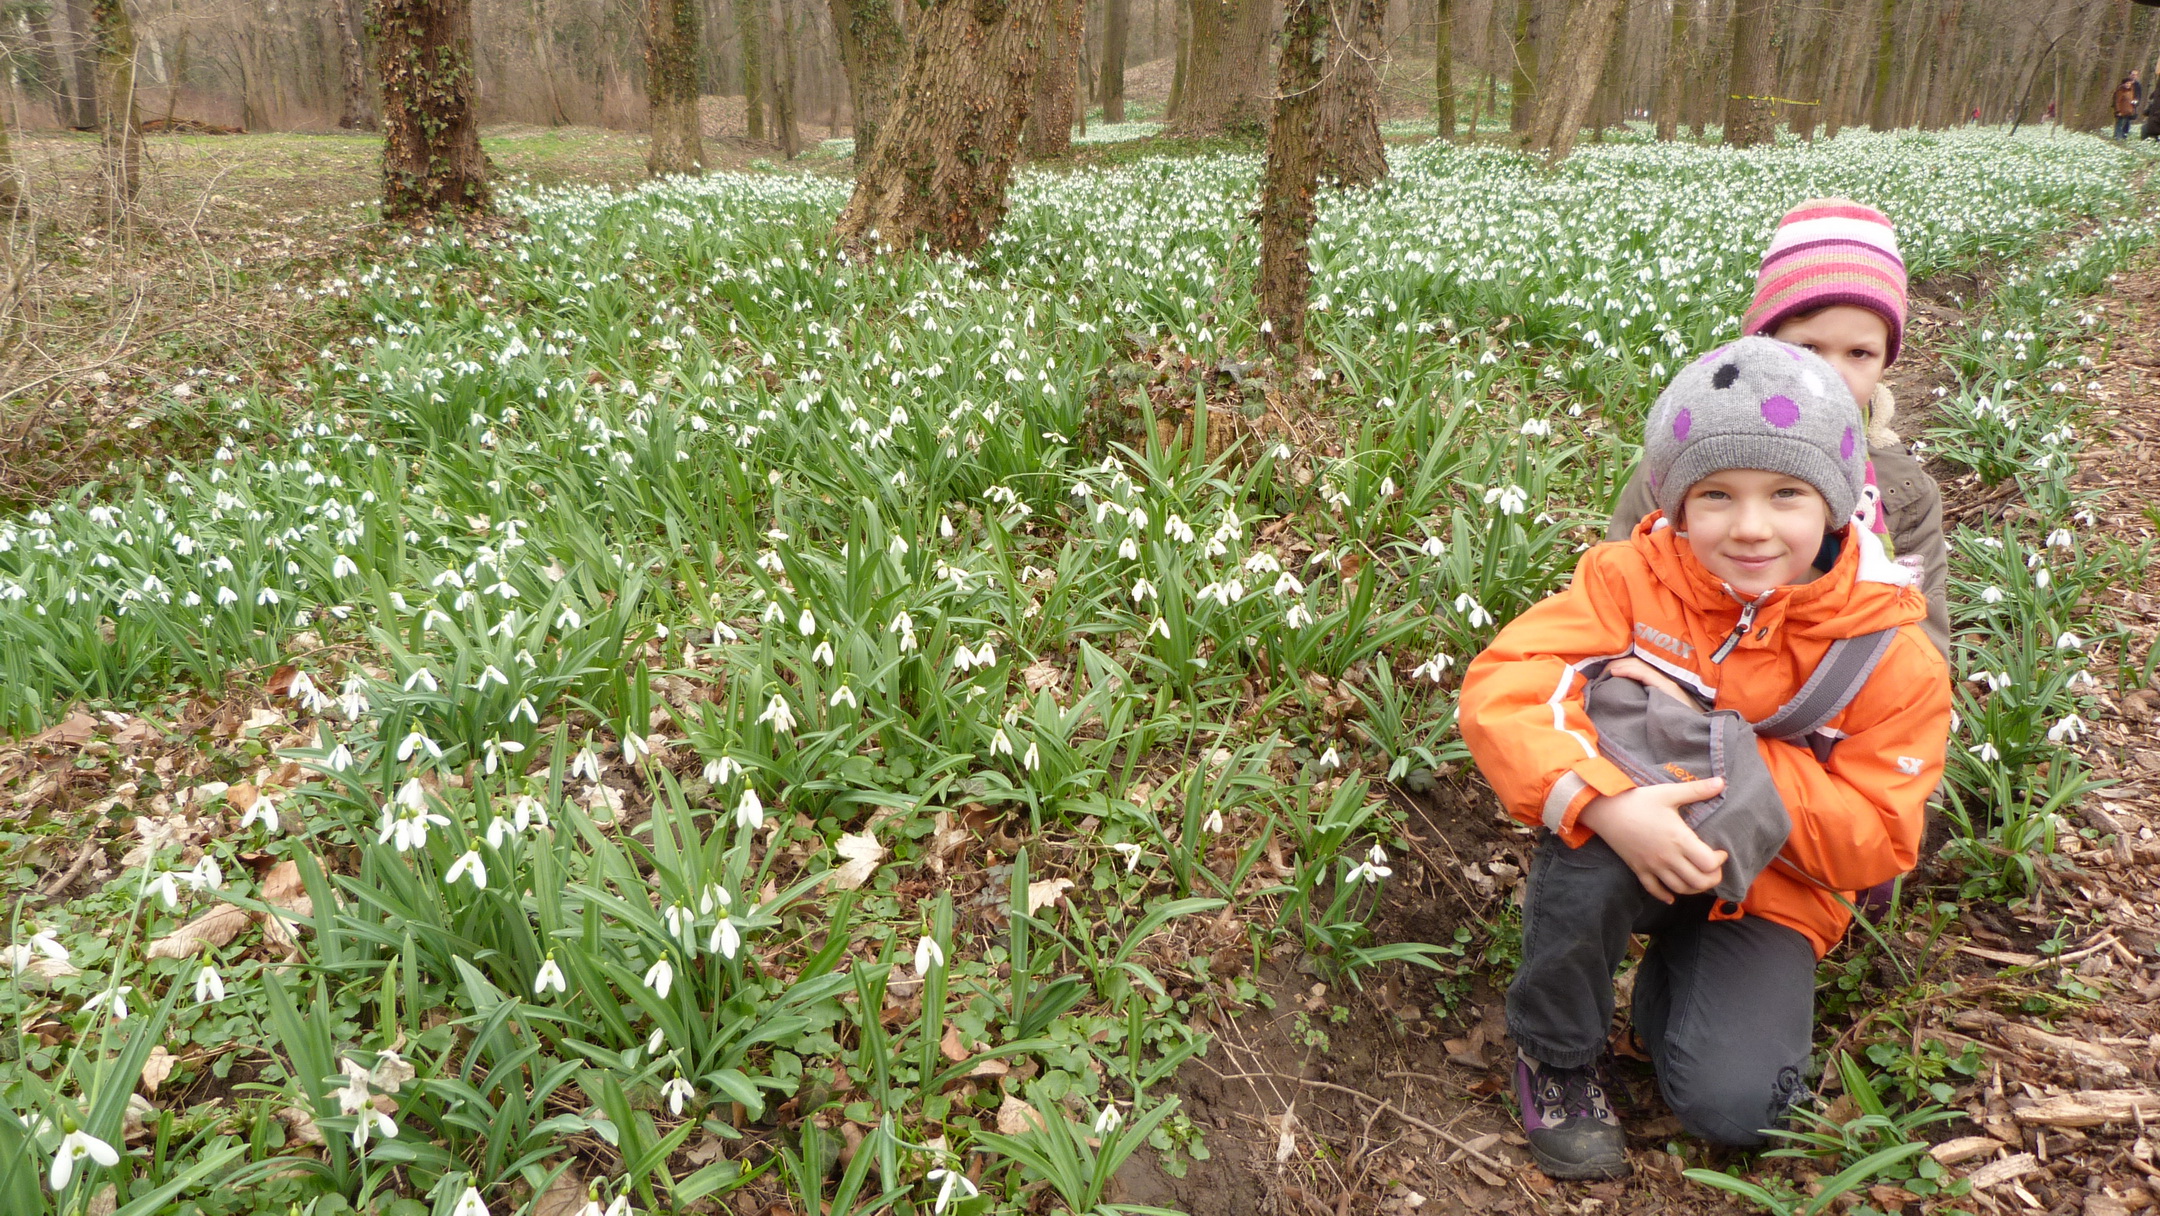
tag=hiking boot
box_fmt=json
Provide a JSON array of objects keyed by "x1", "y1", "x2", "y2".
[{"x1": 1514, "y1": 1050, "x2": 1630, "y2": 1180}]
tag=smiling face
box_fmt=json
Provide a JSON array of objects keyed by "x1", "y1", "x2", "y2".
[
  {"x1": 1680, "y1": 469, "x2": 1832, "y2": 595},
  {"x1": 1770, "y1": 305, "x2": 1890, "y2": 408}
]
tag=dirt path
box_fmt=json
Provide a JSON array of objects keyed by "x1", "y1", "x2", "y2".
[{"x1": 1122, "y1": 245, "x2": 2160, "y2": 1216}]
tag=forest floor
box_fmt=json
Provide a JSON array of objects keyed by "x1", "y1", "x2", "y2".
[{"x1": 3, "y1": 130, "x2": 2158, "y2": 1216}]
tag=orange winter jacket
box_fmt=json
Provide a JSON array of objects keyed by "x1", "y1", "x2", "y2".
[{"x1": 1460, "y1": 515, "x2": 1951, "y2": 957}]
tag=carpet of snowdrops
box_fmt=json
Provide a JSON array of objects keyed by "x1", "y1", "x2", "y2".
[{"x1": 2, "y1": 126, "x2": 2154, "y2": 1216}]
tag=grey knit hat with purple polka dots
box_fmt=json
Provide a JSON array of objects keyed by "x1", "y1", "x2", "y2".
[{"x1": 1643, "y1": 335, "x2": 1866, "y2": 526}]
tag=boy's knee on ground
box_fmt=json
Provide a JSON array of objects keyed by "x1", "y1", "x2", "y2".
[{"x1": 1660, "y1": 1056, "x2": 1809, "y2": 1148}]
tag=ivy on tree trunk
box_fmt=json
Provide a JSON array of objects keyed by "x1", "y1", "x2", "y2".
[
  {"x1": 826, "y1": 0, "x2": 907, "y2": 163},
  {"x1": 374, "y1": 0, "x2": 490, "y2": 218}
]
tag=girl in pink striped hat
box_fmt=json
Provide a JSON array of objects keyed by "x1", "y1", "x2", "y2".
[{"x1": 1610, "y1": 198, "x2": 1947, "y2": 660}]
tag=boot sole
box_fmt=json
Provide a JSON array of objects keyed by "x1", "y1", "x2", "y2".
[{"x1": 1526, "y1": 1143, "x2": 1633, "y2": 1181}]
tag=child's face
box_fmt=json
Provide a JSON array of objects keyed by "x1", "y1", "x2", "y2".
[
  {"x1": 1680, "y1": 469, "x2": 1832, "y2": 596},
  {"x1": 1770, "y1": 306, "x2": 1890, "y2": 409}
]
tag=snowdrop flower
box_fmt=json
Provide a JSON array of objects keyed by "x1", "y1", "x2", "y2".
[
  {"x1": 147, "y1": 870, "x2": 182, "y2": 909},
  {"x1": 1483, "y1": 484, "x2": 1529, "y2": 515},
  {"x1": 1969, "y1": 742, "x2": 2001, "y2": 763},
  {"x1": 830, "y1": 685, "x2": 858, "y2": 710},
  {"x1": 2047, "y1": 714, "x2": 2087, "y2": 744},
  {"x1": 1147, "y1": 616, "x2": 1170, "y2": 639},
  {"x1": 1452, "y1": 594, "x2": 1493, "y2": 628},
  {"x1": 663, "y1": 903, "x2": 695, "y2": 943},
  {"x1": 643, "y1": 957, "x2": 674, "y2": 999},
  {"x1": 481, "y1": 737, "x2": 525, "y2": 775},
  {"x1": 1420, "y1": 535, "x2": 1445, "y2": 557},
  {"x1": 1094, "y1": 1103, "x2": 1125, "y2": 1133},
  {"x1": 1346, "y1": 845, "x2": 1393, "y2": 885},
  {"x1": 486, "y1": 818, "x2": 514, "y2": 848},
  {"x1": 709, "y1": 908, "x2": 741, "y2": 959},
  {"x1": 50, "y1": 1127, "x2": 120, "y2": 1190},
  {"x1": 1022, "y1": 741, "x2": 1041, "y2": 772},
  {"x1": 2047, "y1": 528, "x2": 2074, "y2": 549},
  {"x1": 1411, "y1": 653, "x2": 1455, "y2": 683},
  {"x1": 914, "y1": 935, "x2": 945, "y2": 976},
  {"x1": 622, "y1": 733, "x2": 652, "y2": 764},
  {"x1": 511, "y1": 795, "x2": 549, "y2": 832},
  {"x1": 1117, "y1": 536, "x2": 1140, "y2": 560},
  {"x1": 1271, "y1": 572, "x2": 1305, "y2": 597},
  {"x1": 703, "y1": 755, "x2": 742, "y2": 784},
  {"x1": 1520, "y1": 419, "x2": 1551, "y2": 438},
  {"x1": 1980, "y1": 586, "x2": 2004, "y2": 604},
  {"x1": 403, "y1": 667, "x2": 439, "y2": 693},
  {"x1": 2056, "y1": 632, "x2": 2082, "y2": 650},
  {"x1": 353, "y1": 1105, "x2": 399, "y2": 1150},
  {"x1": 1202, "y1": 808, "x2": 1224, "y2": 833},
  {"x1": 1111, "y1": 842, "x2": 1144, "y2": 872},
  {"x1": 756, "y1": 694, "x2": 797, "y2": 735},
  {"x1": 1318, "y1": 746, "x2": 1341, "y2": 770},
  {"x1": 810, "y1": 640, "x2": 836, "y2": 667},
  {"x1": 1285, "y1": 603, "x2": 1314, "y2": 628},
  {"x1": 451, "y1": 1185, "x2": 489, "y2": 1216},
  {"x1": 989, "y1": 729, "x2": 1014, "y2": 758},
  {"x1": 735, "y1": 788, "x2": 765, "y2": 830},
  {"x1": 928, "y1": 1167, "x2": 979, "y2": 1214},
  {"x1": 184, "y1": 855, "x2": 224, "y2": 892},
  {"x1": 661, "y1": 1076, "x2": 695, "y2": 1117},
  {"x1": 326, "y1": 742, "x2": 356, "y2": 771},
  {"x1": 194, "y1": 964, "x2": 226, "y2": 1005},
  {"x1": 797, "y1": 608, "x2": 816, "y2": 636},
  {"x1": 533, "y1": 954, "x2": 567, "y2": 996},
  {"x1": 396, "y1": 728, "x2": 443, "y2": 763},
  {"x1": 4, "y1": 929, "x2": 69, "y2": 972},
  {"x1": 1131, "y1": 578, "x2": 1158, "y2": 604},
  {"x1": 1164, "y1": 514, "x2": 1195, "y2": 544},
  {"x1": 445, "y1": 850, "x2": 488, "y2": 890},
  {"x1": 83, "y1": 986, "x2": 133, "y2": 1021},
  {"x1": 570, "y1": 745, "x2": 603, "y2": 781}
]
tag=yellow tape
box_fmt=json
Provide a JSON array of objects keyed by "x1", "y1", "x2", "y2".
[{"x1": 1728, "y1": 94, "x2": 1822, "y2": 106}]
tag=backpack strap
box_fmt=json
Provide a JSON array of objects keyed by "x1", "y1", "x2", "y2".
[{"x1": 1752, "y1": 627, "x2": 1903, "y2": 751}]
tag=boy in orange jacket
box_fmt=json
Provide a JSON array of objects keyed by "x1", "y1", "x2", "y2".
[{"x1": 1459, "y1": 337, "x2": 1952, "y2": 1179}]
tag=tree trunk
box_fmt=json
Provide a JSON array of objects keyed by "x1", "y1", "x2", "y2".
[
  {"x1": 1259, "y1": 0, "x2": 1335, "y2": 348},
  {"x1": 25, "y1": 7, "x2": 72, "y2": 123},
  {"x1": 1721, "y1": 0, "x2": 1774, "y2": 144},
  {"x1": 832, "y1": 0, "x2": 1054, "y2": 255},
  {"x1": 1306, "y1": 0, "x2": 1385, "y2": 183},
  {"x1": 1508, "y1": 0, "x2": 1537, "y2": 133},
  {"x1": 1026, "y1": 0, "x2": 1080, "y2": 154},
  {"x1": 768, "y1": 0, "x2": 800, "y2": 156},
  {"x1": 1525, "y1": 0, "x2": 1628, "y2": 157},
  {"x1": 1168, "y1": 0, "x2": 1270, "y2": 135},
  {"x1": 1866, "y1": 0, "x2": 1896, "y2": 128},
  {"x1": 1434, "y1": 0, "x2": 1456, "y2": 138},
  {"x1": 1788, "y1": 3, "x2": 1827, "y2": 139},
  {"x1": 1821, "y1": 0, "x2": 1865, "y2": 136},
  {"x1": 736, "y1": 0, "x2": 766, "y2": 138},
  {"x1": 64, "y1": 0, "x2": 100, "y2": 128},
  {"x1": 89, "y1": 0, "x2": 138, "y2": 208},
  {"x1": 335, "y1": 0, "x2": 376, "y2": 129},
  {"x1": 0, "y1": 96, "x2": 19, "y2": 216},
  {"x1": 1653, "y1": 0, "x2": 1689, "y2": 139},
  {"x1": 1166, "y1": 0, "x2": 1188, "y2": 118},
  {"x1": 827, "y1": 0, "x2": 907, "y2": 160},
  {"x1": 375, "y1": 0, "x2": 490, "y2": 218},
  {"x1": 647, "y1": 0, "x2": 707, "y2": 172},
  {"x1": 1100, "y1": 0, "x2": 1127, "y2": 121}
]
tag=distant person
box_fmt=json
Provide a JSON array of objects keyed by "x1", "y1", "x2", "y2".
[
  {"x1": 2044, "y1": 99, "x2": 2057, "y2": 123},
  {"x1": 2144, "y1": 87, "x2": 2160, "y2": 141},
  {"x1": 2116, "y1": 72, "x2": 2142, "y2": 139}
]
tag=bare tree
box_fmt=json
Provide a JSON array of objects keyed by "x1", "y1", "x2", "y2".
[
  {"x1": 376, "y1": 0, "x2": 490, "y2": 217},
  {"x1": 89, "y1": 0, "x2": 140, "y2": 207},
  {"x1": 65, "y1": 0, "x2": 99, "y2": 127},
  {"x1": 647, "y1": 0, "x2": 706, "y2": 172},
  {"x1": 1316, "y1": 0, "x2": 1386, "y2": 184},
  {"x1": 1025, "y1": 0, "x2": 1079, "y2": 155},
  {"x1": 335, "y1": 0, "x2": 377, "y2": 129},
  {"x1": 827, "y1": 0, "x2": 906, "y2": 160},
  {"x1": 1168, "y1": 0, "x2": 1269, "y2": 134},
  {"x1": 1260, "y1": 0, "x2": 1385, "y2": 347},
  {"x1": 767, "y1": 0, "x2": 800, "y2": 156},
  {"x1": 1721, "y1": 0, "x2": 1774, "y2": 144},
  {"x1": 1435, "y1": 0, "x2": 1457, "y2": 139},
  {"x1": 1653, "y1": 0, "x2": 1691, "y2": 138},
  {"x1": 736, "y1": 0, "x2": 766, "y2": 138},
  {"x1": 1508, "y1": 0, "x2": 1538, "y2": 134},
  {"x1": 832, "y1": 0, "x2": 1053, "y2": 255},
  {"x1": 1524, "y1": 0, "x2": 1629, "y2": 157},
  {"x1": 1099, "y1": 0, "x2": 1126, "y2": 122}
]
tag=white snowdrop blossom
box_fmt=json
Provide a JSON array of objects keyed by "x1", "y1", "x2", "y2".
[
  {"x1": 1111, "y1": 842, "x2": 1145, "y2": 872},
  {"x1": 1318, "y1": 746, "x2": 1342, "y2": 770},
  {"x1": 451, "y1": 1186, "x2": 489, "y2": 1216},
  {"x1": 50, "y1": 1128, "x2": 120, "y2": 1191},
  {"x1": 2046, "y1": 714, "x2": 2087, "y2": 744},
  {"x1": 661, "y1": 1076, "x2": 696, "y2": 1116},
  {"x1": 1346, "y1": 845, "x2": 1393, "y2": 885},
  {"x1": 1969, "y1": 741, "x2": 2001, "y2": 763},
  {"x1": 928, "y1": 1167, "x2": 980, "y2": 1215},
  {"x1": 1094, "y1": 1103, "x2": 1125, "y2": 1133},
  {"x1": 1453, "y1": 594, "x2": 1494, "y2": 628},
  {"x1": 445, "y1": 850, "x2": 488, "y2": 890},
  {"x1": 533, "y1": 954, "x2": 567, "y2": 995},
  {"x1": 756, "y1": 694, "x2": 798, "y2": 734},
  {"x1": 194, "y1": 965, "x2": 226, "y2": 1005},
  {"x1": 914, "y1": 935, "x2": 945, "y2": 976},
  {"x1": 643, "y1": 957, "x2": 674, "y2": 999},
  {"x1": 735, "y1": 788, "x2": 765, "y2": 830},
  {"x1": 1484, "y1": 484, "x2": 1530, "y2": 515}
]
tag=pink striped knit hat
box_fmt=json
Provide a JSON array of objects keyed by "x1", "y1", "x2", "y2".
[{"x1": 1743, "y1": 198, "x2": 1908, "y2": 364}]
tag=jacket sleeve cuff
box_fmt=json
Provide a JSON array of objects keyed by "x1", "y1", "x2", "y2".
[{"x1": 1543, "y1": 758, "x2": 1637, "y2": 845}]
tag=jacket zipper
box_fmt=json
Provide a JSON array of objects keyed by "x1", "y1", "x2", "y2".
[{"x1": 1709, "y1": 589, "x2": 1772, "y2": 664}]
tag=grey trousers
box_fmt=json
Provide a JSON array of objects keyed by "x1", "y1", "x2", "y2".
[{"x1": 1506, "y1": 831, "x2": 1818, "y2": 1146}]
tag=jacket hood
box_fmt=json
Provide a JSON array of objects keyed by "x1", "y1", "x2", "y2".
[{"x1": 1627, "y1": 512, "x2": 1926, "y2": 643}]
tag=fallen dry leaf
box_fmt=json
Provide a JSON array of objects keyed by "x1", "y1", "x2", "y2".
[
  {"x1": 139, "y1": 1046, "x2": 177, "y2": 1096},
  {"x1": 940, "y1": 1025, "x2": 971, "y2": 1062},
  {"x1": 32, "y1": 712, "x2": 98, "y2": 749},
  {"x1": 276, "y1": 1106, "x2": 323, "y2": 1146},
  {"x1": 146, "y1": 903, "x2": 253, "y2": 960},
  {"x1": 996, "y1": 1095, "x2": 1047, "y2": 1135},
  {"x1": 242, "y1": 708, "x2": 286, "y2": 734},
  {"x1": 1026, "y1": 877, "x2": 1075, "y2": 915},
  {"x1": 531, "y1": 1165, "x2": 586, "y2": 1216},
  {"x1": 830, "y1": 832, "x2": 885, "y2": 891}
]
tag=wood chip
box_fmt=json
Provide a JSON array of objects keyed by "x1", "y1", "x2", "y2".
[
  {"x1": 1997, "y1": 1023, "x2": 2133, "y2": 1082},
  {"x1": 1957, "y1": 943, "x2": 2042, "y2": 967},
  {"x1": 1966, "y1": 1152, "x2": 2040, "y2": 1189},
  {"x1": 2011, "y1": 1090, "x2": 2160, "y2": 1128},
  {"x1": 1932, "y1": 1135, "x2": 2014, "y2": 1166}
]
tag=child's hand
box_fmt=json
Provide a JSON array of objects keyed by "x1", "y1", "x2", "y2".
[
  {"x1": 1576, "y1": 778, "x2": 1729, "y2": 903},
  {"x1": 1605, "y1": 657, "x2": 1700, "y2": 710}
]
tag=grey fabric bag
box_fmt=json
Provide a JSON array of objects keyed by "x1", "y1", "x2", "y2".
[{"x1": 1581, "y1": 627, "x2": 1901, "y2": 905}]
